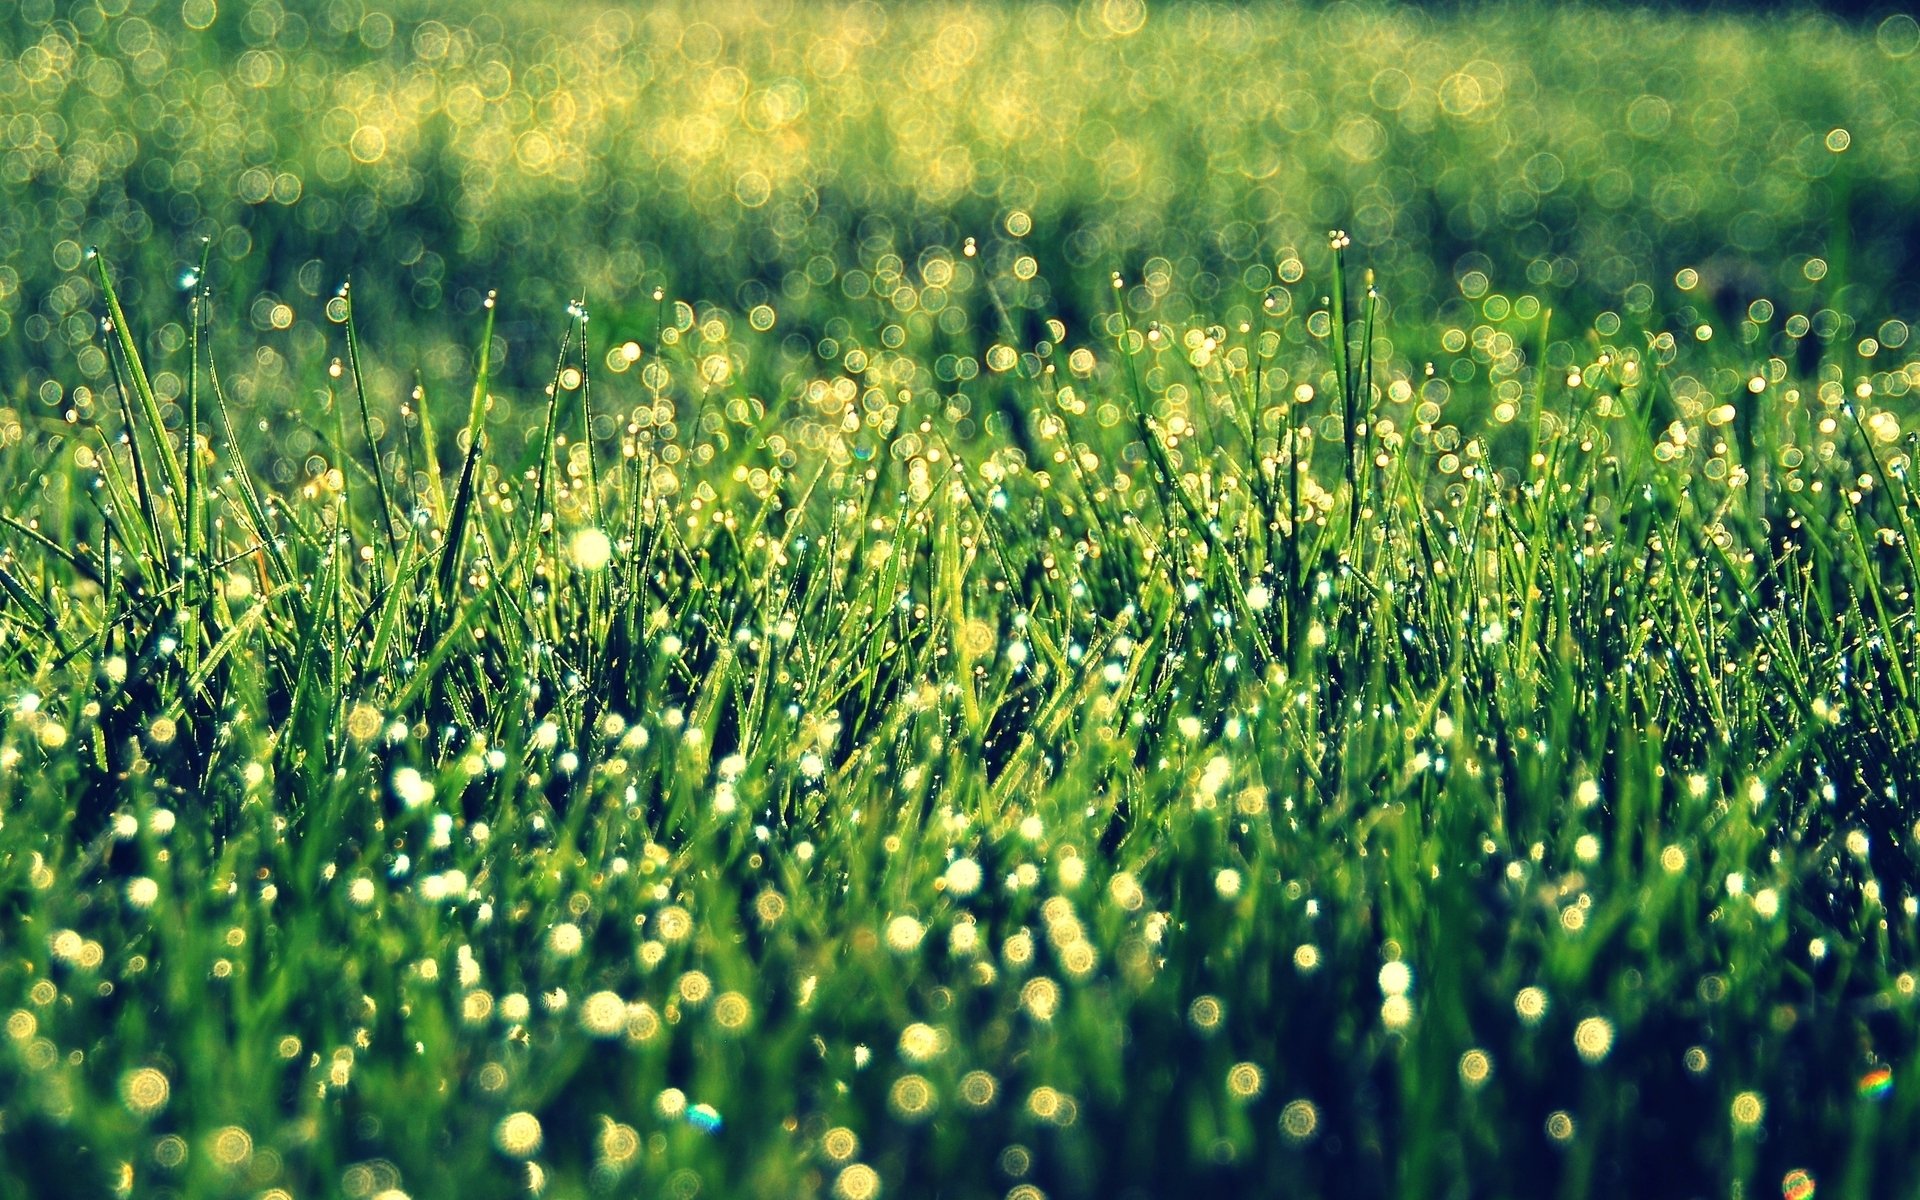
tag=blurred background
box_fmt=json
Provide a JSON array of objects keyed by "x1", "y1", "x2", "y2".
[{"x1": 1, "y1": 0, "x2": 1917, "y2": 450}]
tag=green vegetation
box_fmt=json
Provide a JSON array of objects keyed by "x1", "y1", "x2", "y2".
[
  {"x1": 3, "y1": 3, "x2": 1920, "y2": 1199},
  {"x1": 5, "y1": 0, "x2": 1920, "y2": 403}
]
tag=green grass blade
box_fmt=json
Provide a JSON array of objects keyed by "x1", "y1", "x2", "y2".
[{"x1": 93, "y1": 252, "x2": 189, "y2": 520}]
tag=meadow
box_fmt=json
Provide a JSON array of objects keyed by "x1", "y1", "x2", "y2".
[{"x1": 3, "y1": 2, "x2": 1920, "y2": 1198}]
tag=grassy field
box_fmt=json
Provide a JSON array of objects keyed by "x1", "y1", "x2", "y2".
[{"x1": 3, "y1": 2, "x2": 1920, "y2": 1199}]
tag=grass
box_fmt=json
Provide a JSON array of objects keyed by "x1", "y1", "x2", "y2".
[
  {"x1": 2, "y1": 226, "x2": 1918, "y2": 1197},
  {"x1": 4, "y1": 2, "x2": 1920, "y2": 403},
  {"x1": 3, "y1": 2, "x2": 1920, "y2": 1199}
]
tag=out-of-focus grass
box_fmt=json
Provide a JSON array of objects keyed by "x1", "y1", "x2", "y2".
[{"x1": 1, "y1": 1, "x2": 1918, "y2": 438}]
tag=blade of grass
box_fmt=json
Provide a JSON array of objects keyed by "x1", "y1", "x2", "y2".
[
  {"x1": 341, "y1": 282, "x2": 400, "y2": 550},
  {"x1": 93, "y1": 252, "x2": 189, "y2": 523}
]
